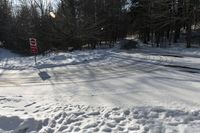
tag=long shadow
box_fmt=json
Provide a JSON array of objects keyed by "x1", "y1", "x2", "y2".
[
  {"x1": 164, "y1": 64, "x2": 200, "y2": 71},
  {"x1": 134, "y1": 48, "x2": 200, "y2": 58},
  {"x1": 38, "y1": 71, "x2": 51, "y2": 81},
  {"x1": 152, "y1": 76, "x2": 200, "y2": 82},
  {"x1": 134, "y1": 74, "x2": 200, "y2": 107}
]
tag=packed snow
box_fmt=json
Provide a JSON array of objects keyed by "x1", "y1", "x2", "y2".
[
  {"x1": 0, "y1": 46, "x2": 200, "y2": 132},
  {"x1": 1, "y1": 97, "x2": 200, "y2": 133}
]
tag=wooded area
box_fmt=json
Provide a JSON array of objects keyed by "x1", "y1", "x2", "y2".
[{"x1": 0, "y1": 0, "x2": 200, "y2": 54}]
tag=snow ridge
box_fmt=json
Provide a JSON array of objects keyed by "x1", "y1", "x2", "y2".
[{"x1": 0, "y1": 101, "x2": 200, "y2": 133}]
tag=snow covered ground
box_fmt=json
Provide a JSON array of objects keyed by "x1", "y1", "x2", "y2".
[{"x1": 0, "y1": 47, "x2": 200, "y2": 133}]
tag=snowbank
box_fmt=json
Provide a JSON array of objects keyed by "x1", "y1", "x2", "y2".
[
  {"x1": 0, "y1": 96, "x2": 200, "y2": 133},
  {"x1": 0, "y1": 48, "x2": 20, "y2": 58},
  {"x1": 0, "y1": 48, "x2": 110, "y2": 70},
  {"x1": 1, "y1": 47, "x2": 200, "y2": 71}
]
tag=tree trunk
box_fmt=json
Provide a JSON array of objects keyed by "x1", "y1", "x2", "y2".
[{"x1": 186, "y1": 24, "x2": 192, "y2": 48}]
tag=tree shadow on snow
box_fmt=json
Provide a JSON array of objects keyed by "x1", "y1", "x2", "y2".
[
  {"x1": 38, "y1": 71, "x2": 51, "y2": 81},
  {"x1": 0, "y1": 116, "x2": 42, "y2": 133}
]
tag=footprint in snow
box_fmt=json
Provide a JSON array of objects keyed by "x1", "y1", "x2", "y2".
[
  {"x1": 128, "y1": 125, "x2": 140, "y2": 131},
  {"x1": 2, "y1": 106, "x2": 15, "y2": 108},
  {"x1": 14, "y1": 109, "x2": 25, "y2": 112},
  {"x1": 33, "y1": 110, "x2": 39, "y2": 113},
  {"x1": 24, "y1": 102, "x2": 36, "y2": 107},
  {"x1": 106, "y1": 122, "x2": 116, "y2": 128},
  {"x1": 35, "y1": 105, "x2": 41, "y2": 108},
  {"x1": 74, "y1": 127, "x2": 81, "y2": 132},
  {"x1": 117, "y1": 126, "x2": 124, "y2": 131},
  {"x1": 42, "y1": 107, "x2": 50, "y2": 111},
  {"x1": 102, "y1": 127, "x2": 112, "y2": 132}
]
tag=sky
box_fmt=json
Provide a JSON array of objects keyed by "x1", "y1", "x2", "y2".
[{"x1": 12, "y1": 0, "x2": 54, "y2": 6}]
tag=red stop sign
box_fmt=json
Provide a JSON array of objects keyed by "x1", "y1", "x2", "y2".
[{"x1": 29, "y1": 38, "x2": 38, "y2": 54}]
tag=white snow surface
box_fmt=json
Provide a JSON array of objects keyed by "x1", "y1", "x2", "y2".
[{"x1": 0, "y1": 47, "x2": 200, "y2": 133}]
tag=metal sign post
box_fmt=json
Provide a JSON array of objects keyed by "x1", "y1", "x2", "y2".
[
  {"x1": 34, "y1": 54, "x2": 37, "y2": 65},
  {"x1": 29, "y1": 38, "x2": 38, "y2": 65}
]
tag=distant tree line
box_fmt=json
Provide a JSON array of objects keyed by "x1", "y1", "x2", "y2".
[
  {"x1": 129, "y1": 0, "x2": 200, "y2": 48},
  {"x1": 0, "y1": 0, "x2": 128, "y2": 54},
  {"x1": 0, "y1": 0, "x2": 200, "y2": 54}
]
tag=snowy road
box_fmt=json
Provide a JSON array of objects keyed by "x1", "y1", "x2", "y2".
[
  {"x1": 0, "y1": 50, "x2": 200, "y2": 109},
  {"x1": 1, "y1": 48, "x2": 200, "y2": 133}
]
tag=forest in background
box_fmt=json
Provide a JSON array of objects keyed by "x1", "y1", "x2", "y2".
[{"x1": 0, "y1": 0, "x2": 200, "y2": 54}]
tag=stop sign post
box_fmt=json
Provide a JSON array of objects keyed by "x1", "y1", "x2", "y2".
[{"x1": 29, "y1": 38, "x2": 38, "y2": 64}]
